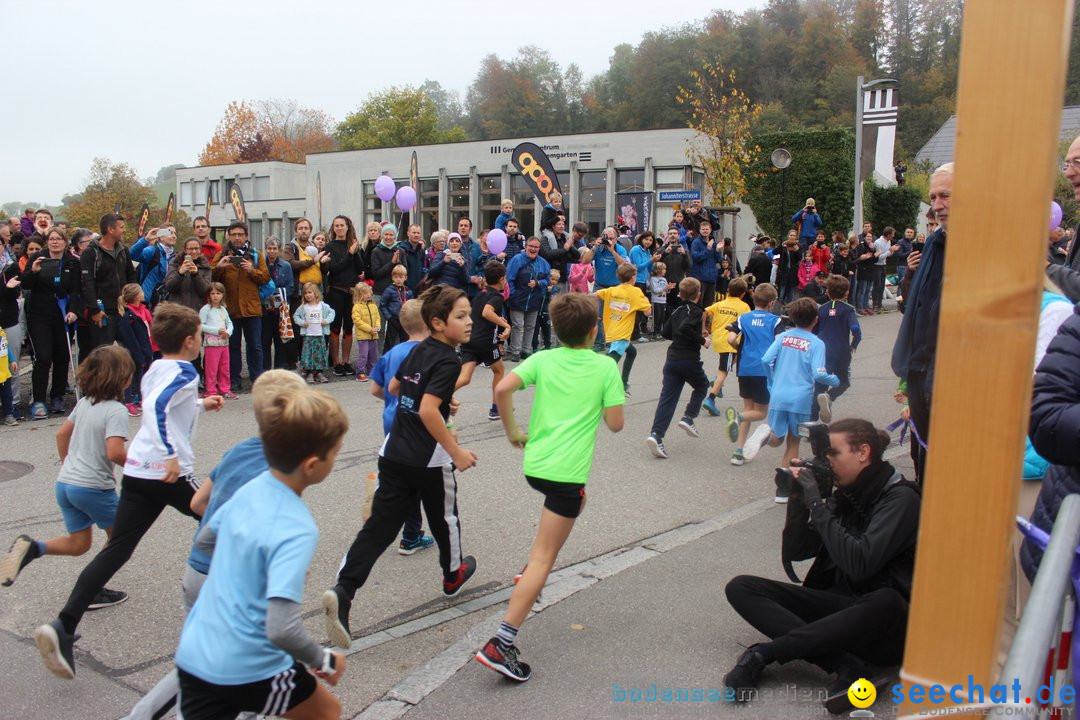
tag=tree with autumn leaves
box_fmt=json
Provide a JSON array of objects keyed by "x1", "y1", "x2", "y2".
[
  {"x1": 677, "y1": 62, "x2": 760, "y2": 208},
  {"x1": 198, "y1": 99, "x2": 336, "y2": 165}
]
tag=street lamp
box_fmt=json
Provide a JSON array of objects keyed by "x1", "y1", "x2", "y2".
[
  {"x1": 853, "y1": 76, "x2": 898, "y2": 232},
  {"x1": 771, "y1": 147, "x2": 792, "y2": 240}
]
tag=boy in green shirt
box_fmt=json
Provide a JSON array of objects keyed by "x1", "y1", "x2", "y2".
[{"x1": 475, "y1": 294, "x2": 625, "y2": 682}]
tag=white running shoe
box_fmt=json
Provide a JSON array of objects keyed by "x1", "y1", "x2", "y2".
[
  {"x1": 817, "y1": 393, "x2": 833, "y2": 423},
  {"x1": 743, "y1": 423, "x2": 772, "y2": 461}
]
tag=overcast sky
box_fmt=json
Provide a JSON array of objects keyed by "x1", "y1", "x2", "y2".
[{"x1": 3, "y1": 0, "x2": 766, "y2": 207}]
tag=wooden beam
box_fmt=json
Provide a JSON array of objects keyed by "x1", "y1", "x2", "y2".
[{"x1": 900, "y1": 0, "x2": 1074, "y2": 709}]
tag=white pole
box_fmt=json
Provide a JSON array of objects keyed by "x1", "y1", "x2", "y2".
[{"x1": 853, "y1": 75, "x2": 864, "y2": 233}]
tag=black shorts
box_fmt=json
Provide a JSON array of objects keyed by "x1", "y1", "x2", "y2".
[
  {"x1": 460, "y1": 345, "x2": 501, "y2": 368},
  {"x1": 526, "y1": 476, "x2": 586, "y2": 519},
  {"x1": 717, "y1": 352, "x2": 736, "y2": 373},
  {"x1": 178, "y1": 661, "x2": 316, "y2": 719},
  {"x1": 738, "y1": 375, "x2": 770, "y2": 405}
]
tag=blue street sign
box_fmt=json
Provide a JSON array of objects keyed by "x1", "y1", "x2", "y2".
[{"x1": 658, "y1": 190, "x2": 702, "y2": 202}]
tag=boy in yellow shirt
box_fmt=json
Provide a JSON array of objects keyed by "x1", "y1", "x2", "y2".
[
  {"x1": 595, "y1": 264, "x2": 651, "y2": 396},
  {"x1": 702, "y1": 276, "x2": 751, "y2": 419}
]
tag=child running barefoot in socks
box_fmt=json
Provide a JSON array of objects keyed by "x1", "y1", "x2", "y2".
[
  {"x1": 595, "y1": 263, "x2": 651, "y2": 397},
  {"x1": 729, "y1": 283, "x2": 782, "y2": 466},
  {"x1": 33, "y1": 303, "x2": 224, "y2": 680},
  {"x1": 645, "y1": 278, "x2": 711, "y2": 459},
  {"x1": 121, "y1": 370, "x2": 306, "y2": 720},
  {"x1": 755, "y1": 297, "x2": 839, "y2": 503},
  {"x1": 369, "y1": 299, "x2": 435, "y2": 556},
  {"x1": 475, "y1": 293, "x2": 624, "y2": 681},
  {"x1": 174, "y1": 386, "x2": 348, "y2": 720},
  {"x1": 457, "y1": 261, "x2": 512, "y2": 422},
  {"x1": 1, "y1": 346, "x2": 134, "y2": 611},
  {"x1": 323, "y1": 285, "x2": 479, "y2": 650}
]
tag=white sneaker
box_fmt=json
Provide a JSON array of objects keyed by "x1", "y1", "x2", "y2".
[
  {"x1": 743, "y1": 423, "x2": 772, "y2": 461},
  {"x1": 646, "y1": 435, "x2": 668, "y2": 459},
  {"x1": 816, "y1": 393, "x2": 832, "y2": 423}
]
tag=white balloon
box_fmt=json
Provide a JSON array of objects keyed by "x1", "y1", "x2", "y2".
[{"x1": 305, "y1": 246, "x2": 318, "y2": 258}]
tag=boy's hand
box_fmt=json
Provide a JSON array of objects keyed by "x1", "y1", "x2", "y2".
[
  {"x1": 451, "y1": 447, "x2": 478, "y2": 471},
  {"x1": 900, "y1": 406, "x2": 911, "y2": 422},
  {"x1": 449, "y1": 397, "x2": 460, "y2": 416},
  {"x1": 162, "y1": 457, "x2": 181, "y2": 484},
  {"x1": 507, "y1": 428, "x2": 528, "y2": 448},
  {"x1": 316, "y1": 652, "x2": 346, "y2": 685},
  {"x1": 499, "y1": 327, "x2": 511, "y2": 341},
  {"x1": 703, "y1": 335, "x2": 712, "y2": 348},
  {"x1": 9, "y1": 362, "x2": 15, "y2": 373},
  {"x1": 893, "y1": 391, "x2": 908, "y2": 404},
  {"x1": 203, "y1": 395, "x2": 225, "y2": 411}
]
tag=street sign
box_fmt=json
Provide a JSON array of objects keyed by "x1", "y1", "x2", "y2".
[{"x1": 658, "y1": 190, "x2": 701, "y2": 202}]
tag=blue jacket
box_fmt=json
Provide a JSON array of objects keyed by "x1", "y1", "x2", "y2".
[
  {"x1": 791, "y1": 207, "x2": 823, "y2": 243},
  {"x1": 1021, "y1": 307, "x2": 1080, "y2": 581},
  {"x1": 131, "y1": 237, "x2": 173, "y2": 299},
  {"x1": 690, "y1": 236, "x2": 720, "y2": 283},
  {"x1": 426, "y1": 251, "x2": 470, "y2": 290},
  {"x1": 117, "y1": 306, "x2": 153, "y2": 367},
  {"x1": 629, "y1": 245, "x2": 655, "y2": 285},
  {"x1": 506, "y1": 252, "x2": 551, "y2": 312},
  {"x1": 379, "y1": 284, "x2": 414, "y2": 318},
  {"x1": 265, "y1": 257, "x2": 294, "y2": 301},
  {"x1": 504, "y1": 232, "x2": 526, "y2": 262},
  {"x1": 891, "y1": 228, "x2": 946, "y2": 389},
  {"x1": 461, "y1": 239, "x2": 485, "y2": 296},
  {"x1": 393, "y1": 241, "x2": 427, "y2": 293}
]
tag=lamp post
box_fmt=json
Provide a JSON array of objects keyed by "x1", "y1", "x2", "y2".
[
  {"x1": 854, "y1": 76, "x2": 898, "y2": 232},
  {"x1": 771, "y1": 148, "x2": 792, "y2": 240}
]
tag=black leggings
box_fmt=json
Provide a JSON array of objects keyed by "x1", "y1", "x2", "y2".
[
  {"x1": 58, "y1": 474, "x2": 200, "y2": 634},
  {"x1": 725, "y1": 574, "x2": 908, "y2": 670},
  {"x1": 327, "y1": 287, "x2": 353, "y2": 336},
  {"x1": 28, "y1": 313, "x2": 71, "y2": 403},
  {"x1": 607, "y1": 342, "x2": 637, "y2": 389}
]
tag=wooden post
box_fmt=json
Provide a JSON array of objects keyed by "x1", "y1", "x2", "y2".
[{"x1": 900, "y1": 0, "x2": 1074, "y2": 710}]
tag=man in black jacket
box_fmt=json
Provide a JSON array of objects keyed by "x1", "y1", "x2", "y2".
[
  {"x1": 80, "y1": 213, "x2": 137, "y2": 357},
  {"x1": 724, "y1": 418, "x2": 920, "y2": 714}
]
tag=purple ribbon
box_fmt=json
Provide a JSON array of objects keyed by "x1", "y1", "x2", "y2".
[{"x1": 887, "y1": 417, "x2": 926, "y2": 449}]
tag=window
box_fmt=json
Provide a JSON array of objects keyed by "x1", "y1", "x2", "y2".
[
  {"x1": 208, "y1": 180, "x2": 220, "y2": 204},
  {"x1": 254, "y1": 176, "x2": 271, "y2": 200},
  {"x1": 449, "y1": 177, "x2": 470, "y2": 226},
  {"x1": 248, "y1": 219, "x2": 263, "y2": 246},
  {"x1": 511, "y1": 175, "x2": 535, "y2": 235},
  {"x1": 479, "y1": 175, "x2": 501, "y2": 231},
  {"x1": 268, "y1": 219, "x2": 282, "y2": 242},
  {"x1": 616, "y1": 169, "x2": 645, "y2": 193},
  {"x1": 180, "y1": 182, "x2": 192, "y2": 206},
  {"x1": 419, "y1": 179, "x2": 439, "y2": 238},
  {"x1": 579, "y1": 171, "x2": 607, "y2": 239},
  {"x1": 363, "y1": 181, "x2": 383, "y2": 228}
]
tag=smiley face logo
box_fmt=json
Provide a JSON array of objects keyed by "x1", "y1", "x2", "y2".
[{"x1": 847, "y1": 678, "x2": 876, "y2": 708}]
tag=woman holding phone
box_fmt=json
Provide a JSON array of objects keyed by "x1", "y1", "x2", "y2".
[{"x1": 21, "y1": 227, "x2": 80, "y2": 419}]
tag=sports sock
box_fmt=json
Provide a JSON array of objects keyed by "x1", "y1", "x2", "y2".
[
  {"x1": 31, "y1": 540, "x2": 45, "y2": 558},
  {"x1": 708, "y1": 392, "x2": 716, "y2": 400},
  {"x1": 495, "y1": 621, "x2": 519, "y2": 649}
]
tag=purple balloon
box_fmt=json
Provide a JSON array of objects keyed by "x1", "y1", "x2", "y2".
[
  {"x1": 486, "y1": 228, "x2": 507, "y2": 255},
  {"x1": 375, "y1": 175, "x2": 396, "y2": 203},
  {"x1": 396, "y1": 186, "x2": 417, "y2": 212},
  {"x1": 1050, "y1": 200, "x2": 1063, "y2": 230}
]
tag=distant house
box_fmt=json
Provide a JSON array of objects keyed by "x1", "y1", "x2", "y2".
[{"x1": 915, "y1": 106, "x2": 1080, "y2": 169}]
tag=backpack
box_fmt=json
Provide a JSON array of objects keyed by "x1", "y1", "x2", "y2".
[{"x1": 250, "y1": 249, "x2": 277, "y2": 302}]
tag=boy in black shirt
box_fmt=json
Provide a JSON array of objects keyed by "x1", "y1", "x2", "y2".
[
  {"x1": 323, "y1": 285, "x2": 478, "y2": 649},
  {"x1": 646, "y1": 277, "x2": 712, "y2": 459},
  {"x1": 457, "y1": 261, "x2": 512, "y2": 421}
]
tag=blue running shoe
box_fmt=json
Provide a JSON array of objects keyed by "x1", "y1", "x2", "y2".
[
  {"x1": 399, "y1": 534, "x2": 435, "y2": 555},
  {"x1": 702, "y1": 397, "x2": 721, "y2": 417}
]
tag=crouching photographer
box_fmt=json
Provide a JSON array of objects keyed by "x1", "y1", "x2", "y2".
[{"x1": 723, "y1": 418, "x2": 921, "y2": 715}]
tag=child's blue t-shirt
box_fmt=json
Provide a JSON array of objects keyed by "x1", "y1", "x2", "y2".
[
  {"x1": 761, "y1": 328, "x2": 839, "y2": 413},
  {"x1": 175, "y1": 470, "x2": 317, "y2": 685},
  {"x1": 370, "y1": 340, "x2": 420, "y2": 435},
  {"x1": 736, "y1": 310, "x2": 782, "y2": 377},
  {"x1": 187, "y1": 437, "x2": 268, "y2": 574}
]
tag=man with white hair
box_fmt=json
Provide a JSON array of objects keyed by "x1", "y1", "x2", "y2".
[
  {"x1": 1049, "y1": 136, "x2": 1080, "y2": 301},
  {"x1": 891, "y1": 162, "x2": 952, "y2": 482}
]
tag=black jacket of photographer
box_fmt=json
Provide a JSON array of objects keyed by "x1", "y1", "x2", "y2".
[{"x1": 792, "y1": 460, "x2": 920, "y2": 600}]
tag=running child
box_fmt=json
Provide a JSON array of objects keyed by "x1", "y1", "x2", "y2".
[
  {"x1": 370, "y1": 299, "x2": 436, "y2": 557},
  {"x1": 475, "y1": 293, "x2": 624, "y2": 681},
  {"x1": 117, "y1": 283, "x2": 153, "y2": 417},
  {"x1": 812, "y1": 275, "x2": 861, "y2": 422},
  {"x1": 294, "y1": 281, "x2": 335, "y2": 384},
  {"x1": 34, "y1": 303, "x2": 224, "y2": 680},
  {"x1": 380, "y1": 264, "x2": 414, "y2": 351},
  {"x1": 351, "y1": 281, "x2": 381, "y2": 381},
  {"x1": 174, "y1": 385, "x2": 349, "y2": 720},
  {"x1": 728, "y1": 283, "x2": 782, "y2": 466},
  {"x1": 1, "y1": 346, "x2": 133, "y2": 608},
  {"x1": 595, "y1": 263, "x2": 652, "y2": 396},
  {"x1": 702, "y1": 276, "x2": 750, "y2": 417},
  {"x1": 647, "y1": 261, "x2": 672, "y2": 340},
  {"x1": 323, "y1": 285, "x2": 478, "y2": 650},
  {"x1": 200, "y1": 281, "x2": 235, "y2": 399},
  {"x1": 753, "y1": 297, "x2": 839, "y2": 502},
  {"x1": 646, "y1": 277, "x2": 711, "y2": 459},
  {"x1": 457, "y1": 260, "x2": 512, "y2": 421}
]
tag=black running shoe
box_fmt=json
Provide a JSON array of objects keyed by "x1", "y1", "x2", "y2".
[
  {"x1": 321, "y1": 586, "x2": 352, "y2": 649},
  {"x1": 443, "y1": 555, "x2": 477, "y2": 597},
  {"x1": 34, "y1": 619, "x2": 77, "y2": 679},
  {"x1": 0, "y1": 534, "x2": 39, "y2": 586},
  {"x1": 87, "y1": 587, "x2": 128, "y2": 610},
  {"x1": 475, "y1": 638, "x2": 532, "y2": 682},
  {"x1": 723, "y1": 644, "x2": 768, "y2": 702},
  {"x1": 332, "y1": 364, "x2": 347, "y2": 376},
  {"x1": 342, "y1": 363, "x2": 355, "y2": 375}
]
